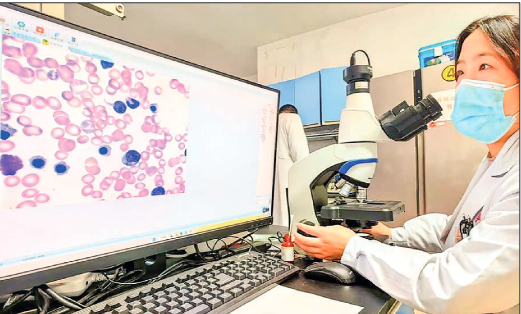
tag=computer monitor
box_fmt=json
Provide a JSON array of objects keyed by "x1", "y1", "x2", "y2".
[{"x1": 0, "y1": 4, "x2": 279, "y2": 294}]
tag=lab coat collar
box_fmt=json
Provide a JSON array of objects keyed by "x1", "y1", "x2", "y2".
[{"x1": 487, "y1": 130, "x2": 519, "y2": 177}]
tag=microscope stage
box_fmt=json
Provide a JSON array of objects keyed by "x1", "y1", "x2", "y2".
[{"x1": 320, "y1": 200, "x2": 404, "y2": 222}]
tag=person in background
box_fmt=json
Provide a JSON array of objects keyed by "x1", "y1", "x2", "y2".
[
  {"x1": 273, "y1": 104, "x2": 309, "y2": 227},
  {"x1": 294, "y1": 15, "x2": 519, "y2": 314}
]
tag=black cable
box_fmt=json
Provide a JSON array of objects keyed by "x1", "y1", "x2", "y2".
[
  {"x1": 227, "y1": 228, "x2": 259, "y2": 247},
  {"x1": 350, "y1": 49, "x2": 371, "y2": 66},
  {"x1": 100, "y1": 269, "x2": 151, "y2": 286},
  {"x1": 2, "y1": 289, "x2": 33, "y2": 312},
  {"x1": 37, "y1": 288, "x2": 51, "y2": 314},
  {"x1": 43, "y1": 287, "x2": 84, "y2": 310}
]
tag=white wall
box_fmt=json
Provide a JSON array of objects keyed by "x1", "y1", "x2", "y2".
[{"x1": 258, "y1": 3, "x2": 519, "y2": 85}]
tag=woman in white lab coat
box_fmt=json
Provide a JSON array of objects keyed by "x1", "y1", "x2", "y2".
[
  {"x1": 294, "y1": 15, "x2": 519, "y2": 314},
  {"x1": 273, "y1": 105, "x2": 309, "y2": 227}
]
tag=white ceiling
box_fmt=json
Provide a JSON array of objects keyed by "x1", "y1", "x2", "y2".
[{"x1": 64, "y1": 3, "x2": 405, "y2": 79}]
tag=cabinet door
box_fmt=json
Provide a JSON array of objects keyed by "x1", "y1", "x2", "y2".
[
  {"x1": 294, "y1": 71, "x2": 320, "y2": 127},
  {"x1": 320, "y1": 66, "x2": 347, "y2": 124},
  {"x1": 268, "y1": 79, "x2": 295, "y2": 109}
]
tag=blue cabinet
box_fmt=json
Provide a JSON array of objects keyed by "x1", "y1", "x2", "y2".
[
  {"x1": 268, "y1": 79, "x2": 295, "y2": 109},
  {"x1": 320, "y1": 66, "x2": 347, "y2": 124},
  {"x1": 294, "y1": 71, "x2": 320, "y2": 126}
]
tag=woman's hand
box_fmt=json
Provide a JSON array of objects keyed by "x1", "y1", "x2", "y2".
[
  {"x1": 361, "y1": 222, "x2": 392, "y2": 238},
  {"x1": 294, "y1": 223, "x2": 357, "y2": 260}
]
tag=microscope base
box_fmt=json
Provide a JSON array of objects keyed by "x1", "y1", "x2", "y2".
[{"x1": 320, "y1": 200, "x2": 404, "y2": 222}]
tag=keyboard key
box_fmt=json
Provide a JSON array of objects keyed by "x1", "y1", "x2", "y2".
[
  {"x1": 207, "y1": 278, "x2": 218, "y2": 284},
  {"x1": 178, "y1": 296, "x2": 190, "y2": 304},
  {"x1": 214, "y1": 273, "x2": 234, "y2": 286},
  {"x1": 127, "y1": 301, "x2": 142, "y2": 309},
  {"x1": 154, "y1": 291, "x2": 167, "y2": 299},
  {"x1": 207, "y1": 298, "x2": 223, "y2": 310},
  {"x1": 198, "y1": 281, "x2": 209, "y2": 289},
  {"x1": 201, "y1": 294, "x2": 213, "y2": 302},
  {"x1": 190, "y1": 298, "x2": 204, "y2": 307},
  {"x1": 141, "y1": 296, "x2": 155, "y2": 304},
  {"x1": 165, "y1": 287, "x2": 178, "y2": 294},
  {"x1": 250, "y1": 279, "x2": 261, "y2": 287},
  {"x1": 129, "y1": 309, "x2": 144, "y2": 314},
  {"x1": 206, "y1": 284, "x2": 218, "y2": 291},
  {"x1": 188, "y1": 292, "x2": 200, "y2": 300},
  {"x1": 198, "y1": 288, "x2": 209, "y2": 295},
  {"x1": 165, "y1": 293, "x2": 180, "y2": 301},
  {"x1": 178, "y1": 289, "x2": 190, "y2": 296},
  {"x1": 209, "y1": 289, "x2": 223, "y2": 298},
  {"x1": 180, "y1": 303, "x2": 194, "y2": 312},
  {"x1": 125, "y1": 292, "x2": 141, "y2": 303},
  {"x1": 142, "y1": 303, "x2": 155, "y2": 312},
  {"x1": 229, "y1": 287, "x2": 243, "y2": 298},
  {"x1": 186, "y1": 279, "x2": 197, "y2": 286},
  {"x1": 164, "y1": 301, "x2": 179, "y2": 310},
  {"x1": 218, "y1": 292, "x2": 233, "y2": 303},
  {"x1": 151, "y1": 306, "x2": 168, "y2": 314},
  {"x1": 167, "y1": 309, "x2": 182, "y2": 314},
  {"x1": 156, "y1": 297, "x2": 168, "y2": 305},
  {"x1": 271, "y1": 268, "x2": 284, "y2": 276},
  {"x1": 240, "y1": 283, "x2": 253, "y2": 292},
  {"x1": 184, "y1": 304, "x2": 210, "y2": 314},
  {"x1": 221, "y1": 280, "x2": 242, "y2": 292},
  {"x1": 112, "y1": 306, "x2": 129, "y2": 313},
  {"x1": 233, "y1": 273, "x2": 245, "y2": 280}
]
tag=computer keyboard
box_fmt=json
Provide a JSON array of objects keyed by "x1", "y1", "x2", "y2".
[{"x1": 72, "y1": 251, "x2": 299, "y2": 314}]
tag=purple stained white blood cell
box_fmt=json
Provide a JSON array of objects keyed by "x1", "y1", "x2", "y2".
[
  {"x1": 11, "y1": 94, "x2": 31, "y2": 106},
  {"x1": 47, "y1": 70, "x2": 59, "y2": 80},
  {"x1": 22, "y1": 42, "x2": 38, "y2": 57},
  {"x1": 44, "y1": 58, "x2": 58, "y2": 68},
  {"x1": 57, "y1": 65, "x2": 74, "y2": 82},
  {"x1": 27, "y1": 56, "x2": 44, "y2": 68}
]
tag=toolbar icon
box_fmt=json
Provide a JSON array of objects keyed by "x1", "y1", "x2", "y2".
[
  {"x1": 36, "y1": 26, "x2": 44, "y2": 34},
  {"x1": 17, "y1": 21, "x2": 25, "y2": 28}
]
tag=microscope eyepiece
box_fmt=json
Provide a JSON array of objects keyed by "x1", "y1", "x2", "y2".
[{"x1": 378, "y1": 94, "x2": 443, "y2": 142}]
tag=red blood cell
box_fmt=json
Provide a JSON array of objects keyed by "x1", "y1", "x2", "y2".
[
  {"x1": 154, "y1": 86, "x2": 162, "y2": 95},
  {"x1": 92, "y1": 191, "x2": 103, "y2": 198},
  {"x1": 170, "y1": 79, "x2": 179, "y2": 89},
  {"x1": 158, "y1": 167, "x2": 165, "y2": 175},
  {"x1": 114, "y1": 179, "x2": 126, "y2": 191},
  {"x1": 156, "y1": 140, "x2": 166, "y2": 150},
  {"x1": 177, "y1": 84, "x2": 187, "y2": 94},
  {"x1": 120, "y1": 84, "x2": 129, "y2": 93},
  {"x1": 138, "y1": 161, "x2": 147, "y2": 170},
  {"x1": 82, "y1": 174, "x2": 95, "y2": 184},
  {"x1": 53, "y1": 111, "x2": 70, "y2": 125},
  {"x1": 139, "y1": 189, "x2": 149, "y2": 197},
  {"x1": 146, "y1": 167, "x2": 157, "y2": 176},
  {"x1": 85, "y1": 61, "x2": 97, "y2": 73},
  {"x1": 106, "y1": 86, "x2": 116, "y2": 95},
  {"x1": 65, "y1": 54, "x2": 79, "y2": 63},
  {"x1": 100, "y1": 178, "x2": 113, "y2": 190},
  {"x1": 70, "y1": 64, "x2": 81, "y2": 73},
  {"x1": 35, "y1": 193, "x2": 50, "y2": 203},
  {"x1": 54, "y1": 150, "x2": 68, "y2": 160},
  {"x1": 2, "y1": 111, "x2": 10, "y2": 122},
  {"x1": 70, "y1": 80, "x2": 88, "y2": 94},
  {"x1": 110, "y1": 171, "x2": 119, "y2": 179},
  {"x1": 175, "y1": 176, "x2": 183, "y2": 184},
  {"x1": 47, "y1": 96, "x2": 62, "y2": 110},
  {"x1": 111, "y1": 129, "x2": 125, "y2": 142},
  {"x1": 22, "y1": 42, "x2": 38, "y2": 57},
  {"x1": 109, "y1": 69, "x2": 120, "y2": 79},
  {"x1": 168, "y1": 158, "x2": 176, "y2": 167},
  {"x1": 51, "y1": 128, "x2": 65, "y2": 139},
  {"x1": 65, "y1": 124, "x2": 81, "y2": 136},
  {"x1": 27, "y1": 56, "x2": 44, "y2": 68},
  {"x1": 175, "y1": 135, "x2": 182, "y2": 142},
  {"x1": 91, "y1": 137, "x2": 103, "y2": 146},
  {"x1": 17, "y1": 200, "x2": 37, "y2": 208},
  {"x1": 121, "y1": 171, "x2": 132, "y2": 180},
  {"x1": 109, "y1": 79, "x2": 120, "y2": 90},
  {"x1": 0, "y1": 140, "x2": 14, "y2": 153},
  {"x1": 23, "y1": 125, "x2": 43, "y2": 136},
  {"x1": 129, "y1": 89, "x2": 138, "y2": 98},
  {"x1": 81, "y1": 91, "x2": 93, "y2": 100},
  {"x1": 180, "y1": 156, "x2": 186, "y2": 163},
  {"x1": 120, "y1": 143, "x2": 129, "y2": 152},
  {"x1": 123, "y1": 114, "x2": 133, "y2": 124},
  {"x1": 22, "y1": 188, "x2": 39, "y2": 198},
  {"x1": 96, "y1": 121, "x2": 107, "y2": 129},
  {"x1": 175, "y1": 167, "x2": 183, "y2": 175},
  {"x1": 62, "y1": 91, "x2": 74, "y2": 101},
  {"x1": 173, "y1": 188, "x2": 180, "y2": 194},
  {"x1": 32, "y1": 96, "x2": 47, "y2": 109},
  {"x1": 129, "y1": 166, "x2": 139, "y2": 174},
  {"x1": 3, "y1": 45, "x2": 22, "y2": 58},
  {"x1": 19, "y1": 69, "x2": 35, "y2": 82},
  {"x1": 82, "y1": 184, "x2": 93, "y2": 196},
  {"x1": 179, "y1": 184, "x2": 185, "y2": 193},
  {"x1": 86, "y1": 166, "x2": 101, "y2": 175},
  {"x1": 4, "y1": 59, "x2": 22, "y2": 76},
  {"x1": 159, "y1": 159, "x2": 166, "y2": 167},
  {"x1": 11, "y1": 94, "x2": 31, "y2": 106},
  {"x1": 88, "y1": 74, "x2": 100, "y2": 84},
  {"x1": 135, "y1": 182, "x2": 145, "y2": 189},
  {"x1": 137, "y1": 173, "x2": 146, "y2": 181},
  {"x1": 36, "y1": 69, "x2": 48, "y2": 81},
  {"x1": 115, "y1": 119, "x2": 126, "y2": 130},
  {"x1": 44, "y1": 57, "x2": 58, "y2": 68},
  {"x1": 178, "y1": 143, "x2": 186, "y2": 150},
  {"x1": 77, "y1": 135, "x2": 89, "y2": 144},
  {"x1": 141, "y1": 151, "x2": 150, "y2": 161},
  {"x1": 154, "y1": 150, "x2": 163, "y2": 159},
  {"x1": 57, "y1": 65, "x2": 74, "y2": 82},
  {"x1": 68, "y1": 97, "x2": 82, "y2": 108},
  {"x1": 94, "y1": 129, "x2": 103, "y2": 137},
  {"x1": 4, "y1": 175, "x2": 20, "y2": 187},
  {"x1": 135, "y1": 70, "x2": 144, "y2": 80},
  {"x1": 22, "y1": 174, "x2": 39, "y2": 187},
  {"x1": 141, "y1": 123, "x2": 152, "y2": 133},
  {"x1": 124, "y1": 135, "x2": 133, "y2": 144},
  {"x1": 91, "y1": 85, "x2": 102, "y2": 95},
  {"x1": 183, "y1": 134, "x2": 188, "y2": 142},
  {"x1": 58, "y1": 138, "x2": 76, "y2": 152},
  {"x1": 102, "y1": 135, "x2": 112, "y2": 144}
]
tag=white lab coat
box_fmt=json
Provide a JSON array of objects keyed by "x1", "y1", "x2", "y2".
[
  {"x1": 273, "y1": 113, "x2": 309, "y2": 227},
  {"x1": 341, "y1": 131, "x2": 519, "y2": 314}
]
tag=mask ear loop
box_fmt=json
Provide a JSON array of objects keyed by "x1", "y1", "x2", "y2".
[{"x1": 505, "y1": 83, "x2": 520, "y2": 91}]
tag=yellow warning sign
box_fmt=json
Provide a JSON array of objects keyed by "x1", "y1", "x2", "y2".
[{"x1": 442, "y1": 65, "x2": 456, "y2": 82}]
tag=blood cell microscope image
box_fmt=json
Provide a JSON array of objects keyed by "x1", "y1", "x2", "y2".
[{"x1": 0, "y1": 35, "x2": 189, "y2": 210}]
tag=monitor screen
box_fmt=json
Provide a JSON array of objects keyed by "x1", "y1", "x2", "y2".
[{"x1": 0, "y1": 4, "x2": 278, "y2": 293}]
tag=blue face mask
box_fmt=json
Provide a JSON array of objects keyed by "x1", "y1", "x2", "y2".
[{"x1": 451, "y1": 79, "x2": 519, "y2": 144}]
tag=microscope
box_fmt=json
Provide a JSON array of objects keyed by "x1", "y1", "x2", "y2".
[{"x1": 289, "y1": 50, "x2": 443, "y2": 233}]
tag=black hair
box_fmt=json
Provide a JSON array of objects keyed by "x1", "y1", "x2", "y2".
[
  {"x1": 278, "y1": 104, "x2": 298, "y2": 114},
  {"x1": 456, "y1": 15, "x2": 520, "y2": 78}
]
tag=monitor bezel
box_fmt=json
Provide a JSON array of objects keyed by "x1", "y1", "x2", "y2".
[{"x1": 0, "y1": 3, "x2": 280, "y2": 295}]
